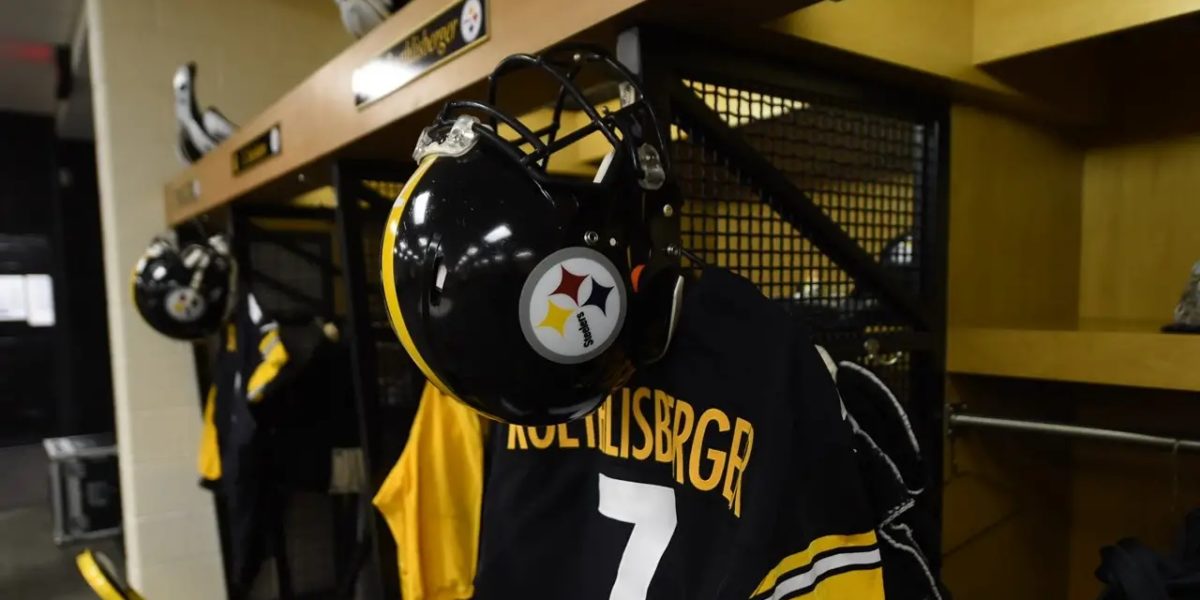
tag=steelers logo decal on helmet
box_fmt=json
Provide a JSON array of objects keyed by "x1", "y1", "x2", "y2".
[
  {"x1": 520, "y1": 247, "x2": 626, "y2": 365},
  {"x1": 460, "y1": 0, "x2": 484, "y2": 43},
  {"x1": 165, "y1": 287, "x2": 206, "y2": 323}
]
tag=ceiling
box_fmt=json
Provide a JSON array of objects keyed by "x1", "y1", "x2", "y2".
[{"x1": 0, "y1": 0, "x2": 84, "y2": 125}]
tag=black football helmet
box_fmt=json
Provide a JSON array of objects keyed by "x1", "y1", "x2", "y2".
[
  {"x1": 132, "y1": 232, "x2": 236, "y2": 340},
  {"x1": 381, "y1": 46, "x2": 684, "y2": 425}
]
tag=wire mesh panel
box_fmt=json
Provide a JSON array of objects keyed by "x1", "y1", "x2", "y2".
[
  {"x1": 654, "y1": 42, "x2": 948, "y2": 574},
  {"x1": 226, "y1": 208, "x2": 355, "y2": 600},
  {"x1": 246, "y1": 232, "x2": 334, "y2": 319},
  {"x1": 334, "y1": 164, "x2": 421, "y2": 600},
  {"x1": 673, "y1": 75, "x2": 940, "y2": 405},
  {"x1": 360, "y1": 179, "x2": 422, "y2": 421}
]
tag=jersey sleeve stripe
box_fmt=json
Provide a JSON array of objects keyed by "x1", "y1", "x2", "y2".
[
  {"x1": 778, "y1": 555, "x2": 883, "y2": 600},
  {"x1": 246, "y1": 330, "x2": 289, "y2": 402},
  {"x1": 761, "y1": 547, "x2": 882, "y2": 600},
  {"x1": 753, "y1": 546, "x2": 881, "y2": 600},
  {"x1": 257, "y1": 329, "x2": 279, "y2": 354},
  {"x1": 751, "y1": 531, "x2": 878, "y2": 596}
]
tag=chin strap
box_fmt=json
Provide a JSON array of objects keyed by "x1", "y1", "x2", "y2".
[
  {"x1": 628, "y1": 174, "x2": 685, "y2": 365},
  {"x1": 629, "y1": 263, "x2": 684, "y2": 365}
]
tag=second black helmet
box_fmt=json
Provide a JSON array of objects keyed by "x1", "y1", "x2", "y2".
[{"x1": 132, "y1": 233, "x2": 236, "y2": 340}]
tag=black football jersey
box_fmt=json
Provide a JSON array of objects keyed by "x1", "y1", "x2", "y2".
[
  {"x1": 197, "y1": 292, "x2": 345, "y2": 590},
  {"x1": 473, "y1": 268, "x2": 883, "y2": 599}
]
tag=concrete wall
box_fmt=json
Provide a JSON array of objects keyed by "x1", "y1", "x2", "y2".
[{"x1": 86, "y1": 0, "x2": 349, "y2": 595}]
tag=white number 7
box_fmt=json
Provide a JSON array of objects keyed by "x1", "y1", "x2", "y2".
[{"x1": 597, "y1": 473, "x2": 678, "y2": 600}]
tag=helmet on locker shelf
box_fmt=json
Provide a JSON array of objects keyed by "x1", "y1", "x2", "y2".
[
  {"x1": 381, "y1": 46, "x2": 684, "y2": 425},
  {"x1": 132, "y1": 232, "x2": 236, "y2": 340},
  {"x1": 333, "y1": 0, "x2": 406, "y2": 39}
]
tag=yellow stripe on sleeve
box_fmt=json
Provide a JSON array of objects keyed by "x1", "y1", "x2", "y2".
[
  {"x1": 752, "y1": 531, "x2": 879, "y2": 596},
  {"x1": 247, "y1": 331, "x2": 289, "y2": 402},
  {"x1": 257, "y1": 329, "x2": 279, "y2": 354},
  {"x1": 196, "y1": 386, "x2": 222, "y2": 481}
]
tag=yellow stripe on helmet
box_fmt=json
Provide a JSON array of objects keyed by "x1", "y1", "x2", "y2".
[
  {"x1": 77, "y1": 549, "x2": 144, "y2": 600},
  {"x1": 380, "y1": 156, "x2": 454, "y2": 396}
]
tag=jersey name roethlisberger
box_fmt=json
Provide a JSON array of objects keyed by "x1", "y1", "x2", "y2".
[{"x1": 505, "y1": 386, "x2": 755, "y2": 517}]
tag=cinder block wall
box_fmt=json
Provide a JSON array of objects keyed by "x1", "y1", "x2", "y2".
[{"x1": 86, "y1": 0, "x2": 348, "y2": 595}]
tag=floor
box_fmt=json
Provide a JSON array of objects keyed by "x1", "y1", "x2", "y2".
[{"x1": 0, "y1": 443, "x2": 123, "y2": 600}]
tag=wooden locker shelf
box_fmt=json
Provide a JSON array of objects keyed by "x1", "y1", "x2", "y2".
[
  {"x1": 947, "y1": 326, "x2": 1200, "y2": 391},
  {"x1": 973, "y1": 0, "x2": 1200, "y2": 64},
  {"x1": 160, "y1": 0, "x2": 818, "y2": 226}
]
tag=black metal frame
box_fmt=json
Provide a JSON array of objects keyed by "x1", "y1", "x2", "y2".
[
  {"x1": 195, "y1": 163, "x2": 417, "y2": 600},
  {"x1": 230, "y1": 206, "x2": 315, "y2": 600},
  {"x1": 626, "y1": 26, "x2": 950, "y2": 568},
  {"x1": 333, "y1": 160, "x2": 419, "y2": 600}
]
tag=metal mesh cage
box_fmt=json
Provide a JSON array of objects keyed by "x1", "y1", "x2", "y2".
[
  {"x1": 339, "y1": 171, "x2": 423, "y2": 468},
  {"x1": 246, "y1": 234, "x2": 332, "y2": 317},
  {"x1": 227, "y1": 214, "x2": 348, "y2": 600},
  {"x1": 358, "y1": 180, "x2": 415, "y2": 407},
  {"x1": 363, "y1": 180, "x2": 403, "y2": 327},
  {"x1": 674, "y1": 77, "x2": 935, "y2": 403},
  {"x1": 333, "y1": 167, "x2": 423, "y2": 600}
]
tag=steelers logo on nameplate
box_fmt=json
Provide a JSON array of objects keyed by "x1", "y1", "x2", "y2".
[
  {"x1": 519, "y1": 247, "x2": 626, "y2": 365},
  {"x1": 460, "y1": 0, "x2": 484, "y2": 43}
]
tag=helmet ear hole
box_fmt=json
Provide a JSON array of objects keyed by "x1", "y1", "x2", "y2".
[{"x1": 429, "y1": 254, "x2": 447, "y2": 306}]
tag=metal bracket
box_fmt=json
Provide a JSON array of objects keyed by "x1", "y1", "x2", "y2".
[{"x1": 637, "y1": 143, "x2": 666, "y2": 190}]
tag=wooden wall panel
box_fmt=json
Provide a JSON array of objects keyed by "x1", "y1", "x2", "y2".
[
  {"x1": 1094, "y1": 18, "x2": 1200, "y2": 141},
  {"x1": 767, "y1": 0, "x2": 1107, "y2": 125},
  {"x1": 973, "y1": 0, "x2": 1200, "y2": 64},
  {"x1": 1065, "y1": 388, "x2": 1200, "y2": 600},
  {"x1": 768, "y1": 0, "x2": 1012, "y2": 95},
  {"x1": 946, "y1": 380, "x2": 1200, "y2": 599},
  {"x1": 1079, "y1": 136, "x2": 1200, "y2": 327},
  {"x1": 942, "y1": 376, "x2": 1073, "y2": 599},
  {"x1": 948, "y1": 328, "x2": 1200, "y2": 391},
  {"x1": 947, "y1": 105, "x2": 1084, "y2": 330}
]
